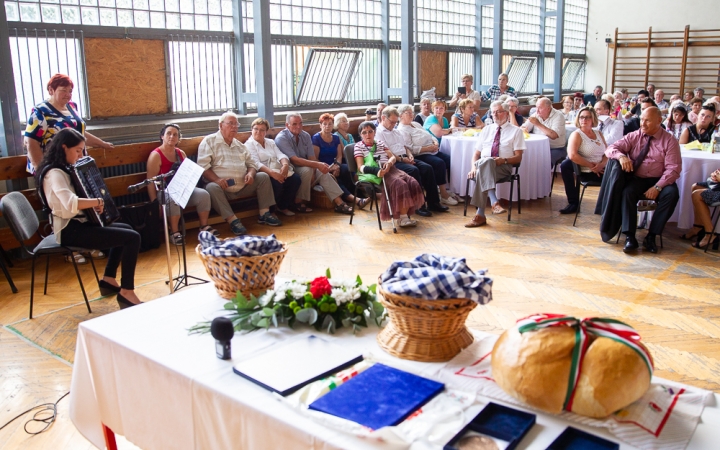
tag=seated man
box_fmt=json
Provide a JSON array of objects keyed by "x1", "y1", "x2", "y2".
[
  {"x1": 198, "y1": 111, "x2": 281, "y2": 236},
  {"x1": 465, "y1": 101, "x2": 526, "y2": 228},
  {"x1": 594, "y1": 99, "x2": 623, "y2": 145},
  {"x1": 522, "y1": 97, "x2": 567, "y2": 164},
  {"x1": 583, "y1": 85, "x2": 603, "y2": 107},
  {"x1": 595, "y1": 107, "x2": 681, "y2": 254},
  {"x1": 626, "y1": 90, "x2": 649, "y2": 118},
  {"x1": 275, "y1": 113, "x2": 354, "y2": 214},
  {"x1": 481, "y1": 72, "x2": 517, "y2": 102},
  {"x1": 376, "y1": 107, "x2": 448, "y2": 215},
  {"x1": 623, "y1": 98, "x2": 657, "y2": 135}
]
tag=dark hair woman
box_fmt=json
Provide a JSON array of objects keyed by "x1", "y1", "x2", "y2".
[{"x1": 36, "y1": 128, "x2": 142, "y2": 309}]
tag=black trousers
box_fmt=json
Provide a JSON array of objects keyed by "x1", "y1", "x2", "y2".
[
  {"x1": 396, "y1": 160, "x2": 439, "y2": 204},
  {"x1": 270, "y1": 172, "x2": 302, "y2": 211},
  {"x1": 336, "y1": 163, "x2": 357, "y2": 200},
  {"x1": 416, "y1": 152, "x2": 451, "y2": 186},
  {"x1": 620, "y1": 176, "x2": 679, "y2": 236},
  {"x1": 61, "y1": 221, "x2": 141, "y2": 290},
  {"x1": 560, "y1": 158, "x2": 602, "y2": 205}
]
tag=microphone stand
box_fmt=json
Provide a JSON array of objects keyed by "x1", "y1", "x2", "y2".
[
  {"x1": 154, "y1": 177, "x2": 175, "y2": 295},
  {"x1": 170, "y1": 212, "x2": 208, "y2": 292}
]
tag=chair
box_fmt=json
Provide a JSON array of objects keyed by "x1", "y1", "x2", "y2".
[
  {"x1": 571, "y1": 162, "x2": 602, "y2": 227},
  {"x1": 464, "y1": 163, "x2": 521, "y2": 221},
  {"x1": 614, "y1": 200, "x2": 664, "y2": 249},
  {"x1": 343, "y1": 144, "x2": 396, "y2": 233},
  {"x1": 549, "y1": 156, "x2": 566, "y2": 197},
  {"x1": 0, "y1": 192, "x2": 98, "y2": 319},
  {"x1": 702, "y1": 201, "x2": 720, "y2": 253},
  {"x1": 0, "y1": 243, "x2": 18, "y2": 293}
]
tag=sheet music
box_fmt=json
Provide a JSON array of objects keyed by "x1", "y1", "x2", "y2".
[{"x1": 167, "y1": 159, "x2": 205, "y2": 209}]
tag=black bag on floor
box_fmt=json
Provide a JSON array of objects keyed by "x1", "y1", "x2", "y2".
[{"x1": 118, "y1": 200, "x2": 161, "y2": 252}]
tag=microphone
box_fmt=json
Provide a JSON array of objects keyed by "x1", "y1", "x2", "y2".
[
  {"x1": 210, "y1": 317, "x2": 234, "y2": 360},
  {"x1": 127, "y1": 170, "x2": 176, "y2": 193}
]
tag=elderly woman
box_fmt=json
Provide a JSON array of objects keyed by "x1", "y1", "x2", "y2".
[
  {"x1": 558, "y1": 106, "x2": 607, "y2": 214},
  {"x1": 450, "y1": 99, "x2": 481, "y2": 130},
  {"x1": 313, "y1": 113, "x2": 363, "y2": 207},
  {"x1": 560, "y1": 95, "x2": 575, "y2": 121},
  {"x1": 37, "y1": 128, "x2": 141, "y2": 308},
  {"x1": 397, "y1": 104, "x2": 457, "y2": 206},
  {"x1": 146, "y1": 123, "x2": 216, "y2": 244},
  {"x1": 354, "y1": 121, "x2": 424, "y2": 228},
  {"x1": 682, "y1": 169, "x2": 720, "y2": 249},
  {"x1": 423, "y1": 100, "x2": 451, "y2": 144},
  {"x1": 333, "y1": 113, "x2": 355, "y2": 147},
  {"x1": 25, "y1": 74, "x2": 113, "y2": 174},
  {"x1": 664, "y1": 103, "x2": 693, "y2": 140},
  {"x1": 414, "y1": 98, "x2": 432, "y2": 125},
  {"x1": 244, "y1": 118, "x2": 304, "y2": 216},
  {"x1": 688, "y1": 97, "x2": 703, "y2": 123},
  {"x1": 504, "y1": 97, "x2": 525, "y2": 127},
  {"x1": 612, "y1": 91, "x2": 624, "y2": 118},
  {"x1": 573, "y1": 92, "x2": 585, "y2": 111},
  {"x1": 680, "y1": 104, "x2": 716, "y2": 144}
]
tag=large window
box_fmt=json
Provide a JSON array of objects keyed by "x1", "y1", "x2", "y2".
[
  {"x1": 563, "y1": 0, "x2": 588, "y2": 54},
  {"x1": 415, "y1": 0, "x2": 475, "y2": 46},
  {"x1": 503, "y1": 0, "x2": 540, "y2": 52},
  {"x1": 268, "y1": 0, "x2": 382, "y2": 40}
]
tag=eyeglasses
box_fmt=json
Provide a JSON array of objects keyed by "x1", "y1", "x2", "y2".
[
  {"x1": 578, "y1": 115, "x2": 593, "y2": 120},
  {"x1": 222, "y1": 122, "x2": 239, "y2": 128},
  {"x1": 490, "y1": 110, "x2": 506, "y2": 116}
]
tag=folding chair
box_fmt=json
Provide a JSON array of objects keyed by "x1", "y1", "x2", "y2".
[
  {"x1": 464, "y1": 163, "x2": 521, "y2": 221},
  {"x1": 572, "y1": 162, "x2": 602, "y2": 227}
]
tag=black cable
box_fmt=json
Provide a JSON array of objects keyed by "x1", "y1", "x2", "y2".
[{"x1": 0, "y1": 391, "x2": 69, "y2": 435}]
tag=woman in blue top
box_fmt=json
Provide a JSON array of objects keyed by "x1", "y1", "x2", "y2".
[
  {"x1": 423, "y1": 100, "x2": 451, "y2": 144},
  {"x1": 312, "y1": 113, "x2": 367, "y2": 208},
  {"x1": 333, "y1": 113, "x2": 355, "y2": 147}
]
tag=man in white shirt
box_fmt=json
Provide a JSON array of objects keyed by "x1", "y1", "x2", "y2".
[
  {"x1": 522, "y1": 97, "x2": 567, "y2": 164},
  {"x1": 654, "y1": 89, "x2": 669, "y2": 115},
  {"x1": 198, "y1": 111, "x2": 281, "y2": 235},
  {"x1": 465, "y1": 101, "x2": 526, "y2": 227},
  {"x1": 593, "y1": 100, "x2": 623, "y2": 146}
]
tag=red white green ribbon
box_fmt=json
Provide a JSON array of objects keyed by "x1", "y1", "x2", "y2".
[{"x1": 516, "y1": 313, "x2": 654, "y2": 411}]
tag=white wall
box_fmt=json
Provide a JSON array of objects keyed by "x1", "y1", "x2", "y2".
[{"x1": 584, "y1": 0, "x2": 719, "y2": 95}]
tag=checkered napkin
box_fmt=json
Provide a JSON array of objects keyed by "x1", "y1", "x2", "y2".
[
  {"x1": 198, "y1": 231, "x2": 283, "y2": 257},
  {"x1": 380, "y1": 253, "x2": 493, "y2": 304}
]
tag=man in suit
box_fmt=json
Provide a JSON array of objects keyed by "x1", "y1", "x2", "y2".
[
  {"x1": 595, "y1": 107, "x2": 681, "y2": 254},
  {"x1": 583, "y1": 85, "x2": 603, "y2": 107}
]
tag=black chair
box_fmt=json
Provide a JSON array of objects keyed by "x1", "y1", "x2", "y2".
[
  {"x1": 572, "y1": 162, "x2": 602, "y2": 227},
  {"x1": 343, "y1": 144, "x2": 396, "y2": 233},
  {"x1": 0, "y1": 243, "x2": 17, "y2": 293},
  {"x1": 464, "y1": 163, "x2": 521, "y2": 221},
  {"x1": 702, "y1": 201, "x2": 720, "y2": 253},
  {"x1": 549, "y1": 156, "x2": 566, "y2": 197},
  {"x1": 0, "y1": 192, "x2": 98, "y2": 319}
]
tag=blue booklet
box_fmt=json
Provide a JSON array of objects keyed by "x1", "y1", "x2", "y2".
[{"x1": 308, "y1": 363, "x2": 444, "y2": 430}]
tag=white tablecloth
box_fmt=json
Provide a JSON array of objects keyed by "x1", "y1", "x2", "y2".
[
  {"x1": 439, "y1": 134, "x2": 551, "y2": 200},
  {"x1": 669, "y1": 148, "x2": 720, "y2": 229},
  {"x1": 70, "y1": 283, "x2": 720, "y2": 450}
]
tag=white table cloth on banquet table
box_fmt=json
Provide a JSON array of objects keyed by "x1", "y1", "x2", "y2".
[
  {"x1": 669, "y1": 147, "x2": 720, "y2": 230},
  {"x1": 439, "y1": 134, "x2": 551, "y2": 201},
  {"x1": 70, "y1": 283, "x2": 719, "y2": 450}
]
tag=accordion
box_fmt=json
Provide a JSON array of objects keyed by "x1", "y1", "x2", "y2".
[{"x1": 69, "y1": 156, "x2": 121, "y2": 226}]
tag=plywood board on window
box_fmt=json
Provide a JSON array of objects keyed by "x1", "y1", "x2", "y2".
[
  {"x1": 85, "y1": 38, "x2": 168, "y2": 118},
  {"x1": 419, "y1": 50, "x2": 448, "y2": 98}
]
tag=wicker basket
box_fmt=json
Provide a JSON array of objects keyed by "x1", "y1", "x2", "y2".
[
  {"x1": 195, "y1": 244, "x2": 288, "y2": 299},
  {"x1": 377, "y1": 283, "x2": 477, "y2": 362}
]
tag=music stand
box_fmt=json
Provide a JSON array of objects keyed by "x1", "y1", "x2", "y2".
[{"x1": 170, "y1": 213, "x2": 207, "y2": 292}]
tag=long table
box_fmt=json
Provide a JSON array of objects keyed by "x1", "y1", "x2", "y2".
[{"x1": 70, "y1": 283, "x2": 719, "y2": 449}]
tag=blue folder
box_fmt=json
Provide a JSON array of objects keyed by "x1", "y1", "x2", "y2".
[{"x1": 308, "y1": 363, "x2": 444, "y2": 430}]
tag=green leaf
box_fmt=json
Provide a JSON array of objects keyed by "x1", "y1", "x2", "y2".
[
  {"x1": 262, "y1": 307, "x2": 275, "y2": 317},
  {"x1": 256, "y1": 318, "x2": 269, "y2": 328},
  {"x1": 223, "y1": 302, "x2": 236, "y2": 310},
  {"x1": 234, "y1": 291, "x2": 248, "y2": 308},
  {"x1": 322, "y1": 315, "x2": 336, "y2": 334},
  {"x1": 356, "y1": 274, "x2": 362, "y2": 286},
  {"x1": 295, "y1": 308, "x2": 318, "y2": 324},
  {"x1": 272, "y1": 314, "x2": 278, "y2": 328},
  {"x1": 372, "y1": 300, "x2": 384, "y2": 317},
  {"x1": 368, "y1": 283, "x2": 377, "y2": 294},
  {"x1": 326, "y1": 268, "x2": 332, "y2": 278}
]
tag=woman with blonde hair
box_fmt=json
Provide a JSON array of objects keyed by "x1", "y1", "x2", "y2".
[{"x1": 450, "y1": 99, "x2": 481, "y2": 130}]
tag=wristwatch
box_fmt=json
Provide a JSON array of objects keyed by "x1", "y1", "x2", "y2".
[{"x1": 654, "y1": 185, "x2": 663, "y2": 192}]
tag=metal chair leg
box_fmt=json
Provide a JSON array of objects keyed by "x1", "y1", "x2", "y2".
[
  {"x1": 87, "y1": 254, "x2": 99, "y2": 284},
  {"x1": 349, "y1": 186, "x2": 357, "y2": 225},
  {"x1": 374, "y1": 188, "x2": 383, "y2": 231},
  {"x1": 508, "y1": 179, "x2": 514, "y2": 222},
  {"x1": 0, "y1": 253, "x2": 18, "y2": 294},
  {"x1": 517, "y1": 176, "x2": 521, "y2": 215},
  {"x1": 43, "y1": 254, "x2": 50, "y2": 295},
  {"x1": 30, "y1": 255, "x2": 36, "y2": 319},
  {"x1": 705, "y1": 206, "x2": 720, "y2": 253},
  {"x1": 573, "y1": 185, "x2": 587, "y2": 227},
  {"x1": 70, "y1": 252, "x2": 92, "y2": 314},
  {"x1": 0, "y1": 244, "x2": 13, "y2": 267},
  {"x1": 464, "y1": 178, "x2": 471, "y2": 216}
]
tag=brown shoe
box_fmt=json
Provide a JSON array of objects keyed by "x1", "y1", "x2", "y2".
[{"x1": 465, "y1": 214, "x2": 487, "y2": 228}]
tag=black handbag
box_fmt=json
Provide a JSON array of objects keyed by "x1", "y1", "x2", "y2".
[{"x1": 118, "y1": 200, "x2": 161, "y2": 252}]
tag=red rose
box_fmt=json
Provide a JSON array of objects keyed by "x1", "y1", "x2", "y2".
[{"x1": 309, "y1": 276, "x2": 332, "y2": 299}]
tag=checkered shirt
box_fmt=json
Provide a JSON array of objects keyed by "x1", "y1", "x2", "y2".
[
  {"x1": 482, "y1": 85, "x2": 517, "y2": 102},
  {"x1": 380, "y1": 253, "x2": 493, "y2": 304},
  {"x1": 198, "y1": 231, "x2": 283, "y2": 257}
]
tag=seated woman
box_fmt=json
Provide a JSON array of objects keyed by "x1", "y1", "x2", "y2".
[
  {"x1": 683, "y1": 169, "x2": 720, "y2": 249},
  {"x1": 312, "y1": 113, "x2": 365, "y2": 207},
  {"x1": 664, "y1": 103, "x2": 692, "y2": 141},
  {"x1": 424, "y1": 100, "x2": 451, "y2": 144},
  {"x1": 450, "y1": 99, "x2": 481, "y2": 130},
  {"x1": 679, "y1": 104, "x2": 716, "y2": 144},
  {"x1": 146, "y1": 123, "x2": 215, "y2": 245},
  {"x1": 244, "y1": 118, "x2": 303, "y2": 216},
  {"x1": 37, "y1": 128, "x2": 142, "y2": 308},
  {"x1": 333, "y1": 113, "x2": 355, "y2": 148},
  {"x1": 354, "y1": 121, "x2": 424, "y2": 228},
  {"x1": 504, "y1": 97, "x2": 525, "y2": 127},
  {"x1": 559, "y1": 106, "x2": 608, "y2": 214},
  {"x1": 414, "y1": 98, "x2": 432, "y2": 125},
  {"x1": 560, "y1": 95, "x2": 575, "y2": 121}
]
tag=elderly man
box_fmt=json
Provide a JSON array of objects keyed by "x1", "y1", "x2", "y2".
[
  {"x1": 654, "y1": 89, "x2": 669, "y2": 114},
  {"x1": 465, "y1": 101, "x2": 525, "y2": 227},
  {"x1": 275, "y1": 113, "x2": 354, "y2": 214},
  {"x1": 376, "y1": 107, "x2": 447, "y2": 215},
  {"x1": 449, "y1": 74, "x2": 483, "y2": 111},
  {"x1": 583, "y1": 85, "x2": 603, "y2": 107},
  {"x1": 594, "y1": 99, "x2": 623, "y2": 145},
  {"x1": 366, "y1": 103, "x2": 387, "y2": 127},
  {"x1": 522, "y1": 97, "x2": 567, "y2": 164},
  {"x1": 646, "y1": 84, "x2": 656, "y2": 100},
  {"x1": 198, "y1": 111, "x2": 281, "y2": 235},
  {"x1": 624, "y1": 98, "x2": 656, "y2": 135},
  {"x1": 481, "y1": 73, "x2": 517, "y2": 102},
  {"x1": 595, "y1": 107, "x2": 681, "y2": 254},
  {"x1": 694, "y1": 87, "x2": 705, "y2": 102}
]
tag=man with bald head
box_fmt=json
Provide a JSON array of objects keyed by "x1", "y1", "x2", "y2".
[
  {"x1": 522, "y1": 97, "x2": 567, "y2": 164},
  {"x1": 595, "y1": 107, "x2": 681, "y2": 254}
]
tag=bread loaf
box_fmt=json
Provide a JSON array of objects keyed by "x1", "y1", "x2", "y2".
[{"x1": 491, "y1": 322, "x2": 651, "y2": 418}]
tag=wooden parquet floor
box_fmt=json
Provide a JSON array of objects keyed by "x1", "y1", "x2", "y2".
[{"x1": 1, "y1": 179, "x2": 719, "y2": 449}]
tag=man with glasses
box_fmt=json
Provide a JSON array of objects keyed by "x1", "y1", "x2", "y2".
[
  {"x1": 465, "y1": 101, "x2": 526, "y2": 227},
  {"x1": 522, "y1": 97, "x2": 567, "y2": 165},
  {"x1": 594, "y1": 99, "x2": 623, "y2": 145},
  {"x1": 198, "y1": 111, "x2": 281, "y2": 236}
]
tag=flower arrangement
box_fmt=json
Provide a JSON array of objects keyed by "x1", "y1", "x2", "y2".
[{"x1": 189, "y1": 270, "x2": 386, "y2": 335}]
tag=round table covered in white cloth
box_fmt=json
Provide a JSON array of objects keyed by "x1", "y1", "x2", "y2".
[
  {"x1": 669, "y1": 147, "x2": 720, "y2": 230},
  {"x1": 439, "y1": 134, "x2": 551, "y2": 201}
]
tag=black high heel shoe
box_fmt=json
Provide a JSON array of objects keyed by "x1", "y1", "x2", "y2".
[
  {"x1": 99, "y1": 280, "x2": 121, "y2": 296},
  {"x1": 680, "y1": 224, "x2": 703, "y2": 240},
  {"x1": 116, "y1": 293, "x2": 141, "y2": 309}
]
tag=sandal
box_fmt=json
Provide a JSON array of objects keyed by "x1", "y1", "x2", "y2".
[
  {"x1": 292, "y1": 203, "x2": 313, "y2": 213},
  {"x1": 89, "y1": 249, "x2": 106, "y2": 259},
  {"x1": 680, "y1": 225, "x2": 702, "y2": 240},
  {"x1": 65, "y1": 253, "x2": 88, "y2": 265},
  {"x1": 199, "y1": 225, "x2": 220, "y2": 237},
  {"x1": 491, "y1": 202, "x2": 507, "y2": 215},
  {"x1": 334, "y1": 202, "x2": 353, "y2": 215},
  {"x1": 357, "y1": 197, "x2": 370, "y2": 210},
  {"x1": 171, "y1": 232, "x2": 184, "y2": 246}
]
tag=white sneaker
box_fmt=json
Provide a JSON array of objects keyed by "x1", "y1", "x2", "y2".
[
  {"x1": 440, "y1": 196, "x2": 458, "y2": 206},
  {"x1": 313, "y1": 185, "x2": 324, "y2": 192},
  {"x1": 399, "y1": 217, "x2": 417, "y2": 227}
]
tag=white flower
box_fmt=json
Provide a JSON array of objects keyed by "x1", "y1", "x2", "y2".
[
  {"x1": 287, "y1": 281, "x2": 307, "y2": 299},
  {"x1": 259, "y1": 290, "x2": 274, "y2": 306},
  {"x1": 331, "y1": 287, "x2": 349, "y2": 304},
  {"x1": 330, "y1": 278, "x2": 356, "y2": 289}
]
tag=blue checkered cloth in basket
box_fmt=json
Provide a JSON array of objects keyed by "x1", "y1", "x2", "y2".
[
  {"x1": 198, "y1": 231, "x2": 283, "y2": 257},
  {"x1": 380, "y1": 253, "x2": 492, "y2": 304}
]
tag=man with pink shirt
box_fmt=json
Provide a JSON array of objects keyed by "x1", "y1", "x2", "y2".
[{"x1": 595, "y1": 107, "x2": 681, "y2": 254}]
